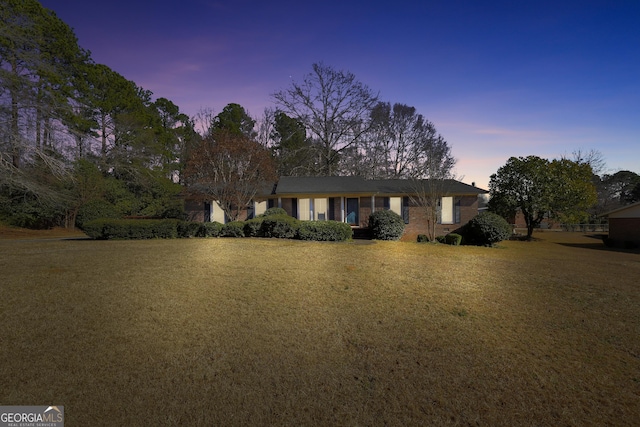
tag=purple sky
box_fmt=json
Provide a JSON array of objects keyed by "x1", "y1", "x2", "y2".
[{"x1": 41, "y1": 0, "x2": 640, "y2": 188}]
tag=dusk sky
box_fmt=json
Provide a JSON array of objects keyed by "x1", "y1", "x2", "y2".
[{"x1": 40, "y1": 0, "x2": 639, "y2": 189}]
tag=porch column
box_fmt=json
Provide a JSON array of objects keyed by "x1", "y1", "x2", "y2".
[
  {"x1": 371, "y1": 195, "x2": 375, "y2": 213},
  {"x1": 341, "y1": 197, "x2": 345, "y2": 223},
  {"x1": 278, "y1": 197, "x2": 282, "y2": 208}
]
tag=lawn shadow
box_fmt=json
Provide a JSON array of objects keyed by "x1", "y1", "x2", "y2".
[{"x1": 555, "y1": 234, "x2": 640, "y2": 255}]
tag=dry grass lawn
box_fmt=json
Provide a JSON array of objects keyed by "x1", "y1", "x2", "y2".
[{"x1": 0, "y1": 230, "x2": 638, "y2": 426}]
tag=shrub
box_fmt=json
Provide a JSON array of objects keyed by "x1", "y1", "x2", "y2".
[
  {"x1": 435, "y1": 235, "x2": 447, "y2": 244},
  {"x1": 221, "y1": 221, "x2": 246, "y2": 237},
  {"x1": 297, "y1": 221, "x2": 353, "y2": 241},
  {"x1": 263, "y1": 207, "x2": 287, "y2": 217},
  {"x1": 244, "y1": 217, "x2": 265, "y2": 237},
  {"x1": 76, "y1": 200, "x2": 120, "y2": 229},
  {"x1": 83, "y1": 219, "x2": 179, "y2": 239},
  {"x1": 445, "y1": 233, "x2": 462, "y2": 246},
  {"x1": 417, "y1": 234, "x2": 429, "y2": 243},
  {"x1": 197, "y1": 222, "x2": 223, "y2": 237},
  {"x1": 369, "y1": 210, "x2": 405, "y2": 240},
  {"x1": 177, "y1": 221, "x2": 201, "y2": 238},
  {"x1": 461, "y1": 212, "x2": 512, "y2": 246},
  {"x1": 261, "y1": 214, "x2": 299, "y2": 239}
]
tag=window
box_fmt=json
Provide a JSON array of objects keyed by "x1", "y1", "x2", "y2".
[
  {"x1": 298, "y1": 198, "x2": 311, "y2": 221},
  {"x1": 346, "y1": 198, "x2": 359, "y2": 225},
  {"x1": 439, "y1": 197, "x2": 461, "y2": 224}
]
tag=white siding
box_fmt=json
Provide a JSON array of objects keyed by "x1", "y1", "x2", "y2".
[
  {"x1": 390, "y1": 197, "x2": 402, "y2": 216},
  {"x1": 314, "y1": 198, "x2": 328, "y2": 220},
  {"x1": 298, "y1": 198, "x2": 311, "y2": 221},
  {"x1": 255, "y1": 201, "x2": 267, "y2": 216},
  {"x1": 212, "y1": 200, "x2": 226, "y2": 224}
]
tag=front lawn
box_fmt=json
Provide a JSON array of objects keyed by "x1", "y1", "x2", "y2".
[{"x1": 1, "y1": 233, "x2": 638, "y2": 425}]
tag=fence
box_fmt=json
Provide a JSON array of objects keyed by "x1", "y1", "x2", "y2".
[{"x1": 560, "y1": 224, "x2": 609, "y2": 232}]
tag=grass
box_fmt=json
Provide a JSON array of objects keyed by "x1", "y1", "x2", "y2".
[{"x1": 1, "y1": 230, "x2": 639, "y2": 425}]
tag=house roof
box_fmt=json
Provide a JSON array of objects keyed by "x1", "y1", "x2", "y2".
[
  {"x1": 272, "y1": 176, "x2": 487, "y2": 196},
  {"x1": 601, "y1": 201, "x2": 640, "y2": 217}
]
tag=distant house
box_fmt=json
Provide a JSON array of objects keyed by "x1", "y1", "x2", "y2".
[
  {"x1": 603, "y1": 201, "x2": 640, "y2": 247},
  {"x1": 185, "y1": 176, "x2": 487, "y2": 238}
]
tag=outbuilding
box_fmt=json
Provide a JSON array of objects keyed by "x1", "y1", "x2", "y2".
[{"x1": 603, "y1": 201, "x2": 640, "y2": 248}]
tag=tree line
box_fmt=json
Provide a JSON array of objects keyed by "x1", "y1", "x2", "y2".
[
  {"x1": 1, "y1": 1, "x2": 636, "y2": 232},
  {"x1": 0, "y1": 1, "x2": 456, "y2": 228}
]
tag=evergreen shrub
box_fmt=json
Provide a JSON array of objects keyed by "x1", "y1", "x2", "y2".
[
  {"x1": 445, "y1": 233, "x2": 462, "y2": 246},
  {"x1": 263, "y1": 207, "x2": 287, "y2": 217},
  {"x1": 177, "y1": 221, "x2": 201, "y2": 238},
  {"x1": 461, "y1": 212, "x2": 512, "y2": 246},
  {"x1": 76, "y1": 200, "x2": 120, "y2": 229},
  {"x1": 83, "y1": 219, "x2": 179, "y2": 239},
  {"x1": 244, "y1": 217, "x2": 265, "y2": 237},
  {"x1": 369, "y1": 210, "x2": 405, "y2": 240},
  {"x1": 261, "y1": 214, "x2": 299, "y2": 239},
  {"x1": 417, "y1": 234, "x2": 429, "y2": 243},
  {"x1": 221, "y1": 221, "x2": 245, "y2": 237},
  {"x1": 198, "y1": 222, "x2": 223, "y2": 237},
  {"x1": 297, "y1": 221, "x2": 353, "y2": 241}
]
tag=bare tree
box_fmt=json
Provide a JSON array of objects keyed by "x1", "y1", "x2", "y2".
[
  {"x1": 408, "y1": 131, "x2": 457, "y2": 241},
  {"x1": 183, "y1": 130, "x2": 277, "y2": 221},
  {"x1": 272, "y1": 63, "x2": 378, "y2": 176}
]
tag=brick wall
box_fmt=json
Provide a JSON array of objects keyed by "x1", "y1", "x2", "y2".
[{"x1": 609, "y1": 218, "x2": 640, "y2": 244}]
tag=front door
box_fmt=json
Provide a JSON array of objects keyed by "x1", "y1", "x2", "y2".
[{"x1": 346, "y1": 198, "x2": 359, "y2": 226}]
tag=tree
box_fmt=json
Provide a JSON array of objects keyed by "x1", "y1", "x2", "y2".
[
  {"x1": 489, "y1": 156, "x2": 597, "y2": 239},
  {"x1": 184, "y1": 130, "x2": 276, "y2": 221},
  {"x1": 271, "y1": 111, "x2": 316, "y2": 176},
  {"x1": 272, "y1": 63, "x2": 379, "y2": 175},
  {"x1": 210, "y1": 103, "x2": 256, "y2": 138}
]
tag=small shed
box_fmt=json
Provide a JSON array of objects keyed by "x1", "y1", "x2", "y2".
[{"x1": 603, "y1": 201, "x2": 640, "y2": 248}]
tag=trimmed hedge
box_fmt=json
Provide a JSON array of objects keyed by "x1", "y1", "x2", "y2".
[
  {"x1": 461, "y1": 212, "x2": 512, "y2": 246},
  {"x1": 244, "y1": 217, "x2": 265, "y2": 237},
  {"x1": 221, "y1": 221, "x2": 245, "y2": 237},
  {"x1": 369, "y1": 210, "x2": 405, "y2": 240},
  {"x1": 83, "y1": 218, "x2": 179, "y2": 239},
  {"x1": 263, "y1": 207, "x2": 287, "y2": 217},
  {"x1": 297, "y1": 220, "x2": 353, "y2": 241},
  {"x1": 261, "y1": 214, "x2": 300, "y2": 239},
  {"x1": 177, "y1": 221, "x2": 201, "y2": 238},
  {"x1": 197, "y1": 222, "x2": 223, "y2": 237}
]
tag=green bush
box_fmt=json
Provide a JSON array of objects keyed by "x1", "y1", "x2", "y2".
[
  {"x1": 461, "y1": 212, "x2": 512, "y2": 246},
  {"x1": 417, "y1": 234, "x2": 429, "y2": 243},
  {"x1": 369, "y1": 210, "x2": 405, "y2": 240},
  {"x1": 177, "y1": 221, "x2": 201, "y2": 238},
  {"x1": 76, "y1": 200, "x2": 121, "y2": 229},
  {"x1": 83, "y1": 219, "x2": 179, "y2": 239},
  {"x1": 263, "y1": 207, "x2": 287, "y2": 217},
  {"x1": 445, "y1": 233, "x2": 462, "y2": 246},
  {"x1": 261, "y1": 214, "x2": 299, "y2": 239},
  {"x1": 197, "y1": 222, "x2": 223, "y2": 237},
  {"x1": 221, "y1": 221, "x2": 245, "y2": 237},
  {"x1": 244, "y1": 217, "x2": 265, "y2": 237},
  {"x1": 297, "y1": 221, "x2": 353, "y2": 241},
  {"x1": 435, "y1": 235, "x2": 446, "y2": 244}
]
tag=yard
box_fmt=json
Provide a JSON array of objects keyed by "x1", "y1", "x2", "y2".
[{"x1": 0, "y1": 230, "x2": 638, "y2": 425}]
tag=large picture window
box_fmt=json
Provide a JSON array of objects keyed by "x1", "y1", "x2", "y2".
[{"x1": 439, "y1": 197, "x2": 460, "y2": 224}]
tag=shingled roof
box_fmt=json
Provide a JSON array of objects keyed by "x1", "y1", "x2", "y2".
[{"x1": 272, "y1": 176, "x2": 487, "y2": 196}]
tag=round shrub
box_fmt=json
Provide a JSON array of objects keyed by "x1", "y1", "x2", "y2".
[
  {"x1": 369, "y1": 210, "x2": 405, "y2": 240},
  {"x1": 417, "y1": 234, "x2": 429, "y2": 243},
  {"x1": 197, "y1": 221, "x2": 223, "y2": 237},
  {"x1": 221, "y1": 221, "x2": 246, "y2": 237},
  {"x1": 263, "y1": 207, "x2": 287, "y2": 217},
  {"x1": 445, "y1": 233, "x2": 462, "y2": 246},
  {"x1": 463, "y1": 212, "x2": 512, "y2": 246},
  {"x1": 261, "y1": 214, "x2": 299, "y2": 239}
]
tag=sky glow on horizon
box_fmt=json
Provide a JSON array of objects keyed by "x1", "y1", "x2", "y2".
[{"x1": 40, "y1": 0, "x2": 640, "y2": 188}]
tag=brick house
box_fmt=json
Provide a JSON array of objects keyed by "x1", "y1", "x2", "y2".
[
  {"x1": 185, "y1": 176, "x2": 487, "y2": 238},
  {"x1": 603, "y1": 201, "x2": 640, "y2": 247}
]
